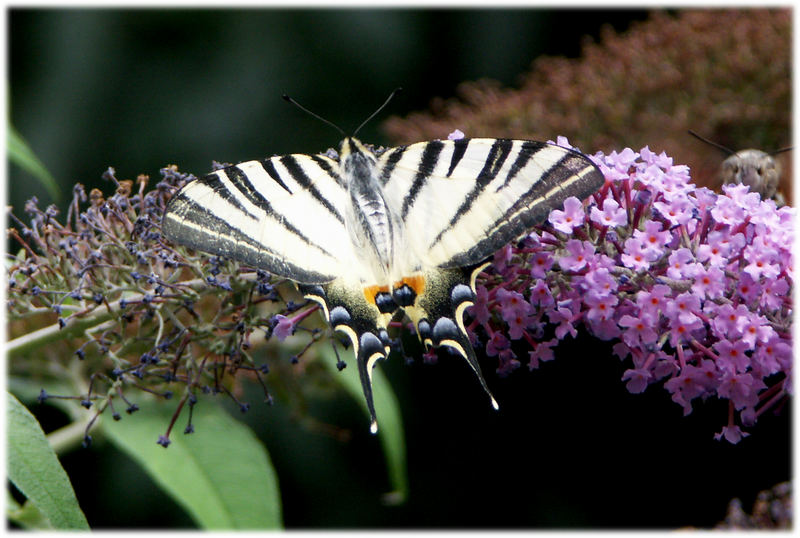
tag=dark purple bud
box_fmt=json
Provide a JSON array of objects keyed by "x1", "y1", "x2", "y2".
[
  {"x1": 58, "y1": 318, "x2": 66, "y2": 329},
  {"x1": 126, "y1": 404, "x2": 139, "y2": 414},
  {"x1": 80, "y1": 399, "x2": 92, "y2": 409},
  {"x1": 184, "y1": 424, "x2": 195, "y2": 434},
  {"x1": 82, "y1": 435, "x2": 92, "y2": 448},
  {"x1": 259, "y1": 364, "x2": 270, "y2": 374},
  {"x1": 93, "y1": 293, "x2": 103, "y2": 305},
  {"x1": 102, "y1": 167, "x2": 117, "y2": 183},
  {"x1": 336, "y1": 360, "x2": 347, "y2": 371},
  {"x1": 31, "y1": 286, "x2": 41, "y2": 296},
  {"x1": 37, "y1": 389, "x2": 48, "y2": 403},
  {"x1": 75, "y1": 349, "x2": 86, "y2": 360},
  {"x1": 112, "y1": 412, "x2": 121, "y2": 421},
  {"x1": 157, "y1": 436, "x2": 171, "y2": 448},
  {"x1": 218, "y1": 280, "x2": 233, "y2": 291},
  {"x1": 131, "y1": 271, "x2": 141, "y2": 280},
  {"x1": 163, "y1": 391, "x2": 173, "y2": 400},
  {"x1": 290, "y1": 356, "x2": 299, "y2": 365},
  {"x1": 239, "y1": 403, "x2": 250, "y2": 413}
]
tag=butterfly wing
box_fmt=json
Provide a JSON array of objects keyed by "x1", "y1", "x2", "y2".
[
  {"x1": 380, "y1": 138, "x2": 604, "y2": 268},
  {"x1": 163, "y1": 153, "x2": 354, "y2": 284},
  {"x1": 164, "y1": 150, "x2": 395, "y2": 431},
  {"x1": 377, "y1": 138, "x2": 604, "y2": 408}
]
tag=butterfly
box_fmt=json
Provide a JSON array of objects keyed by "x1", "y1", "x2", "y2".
[{"x1": 162, "y1": 101, "x2": 604, "y2": 433}]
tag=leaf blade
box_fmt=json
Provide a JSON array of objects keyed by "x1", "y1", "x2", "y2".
[
  {"x1": 101, "y1": 398, "x2": 282, "y2": 529},
  {"x1": 319, "y1": 345, "x2": 408, "y2": 503},
  {"x1": 7, "y1": 123, "x2": 60, "y2": 201},
  {"x1": 6, "y1": 392, "x2": 90, "y2": 530}
]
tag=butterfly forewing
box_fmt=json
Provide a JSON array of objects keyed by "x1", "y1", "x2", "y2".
[
  {"x1": 379, "y1": 138, "x2": 603, "y2": 269},
  {"x1": 163, "y1": 154, "x2": 355, "y2": 284}
]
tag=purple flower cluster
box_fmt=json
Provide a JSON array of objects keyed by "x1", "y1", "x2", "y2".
[{"x1": 467, "y1": 137, "x2": 793, "y2": 443}]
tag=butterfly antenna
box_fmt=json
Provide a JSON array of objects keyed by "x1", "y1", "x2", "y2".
[
  {"x1": 282, "y1": 94, "x2": 345, "y2": 136},
  {"x1": 353, "y1": 87, "x2": 403, "y2": 137},
  {"x1": 688, "y1": 130, "x2": 735, "y2": 155},
  {"x1": 772, "y1": 146, "x2": 793, "y2": 155}
]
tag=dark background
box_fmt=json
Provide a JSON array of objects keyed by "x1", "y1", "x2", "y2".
[{"x1": 9, "y1": 8, "x2": 790, "y2": 529}]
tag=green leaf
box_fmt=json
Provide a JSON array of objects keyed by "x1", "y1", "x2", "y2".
[
  {"x1": 7, "y1": 495, "x2": 54, "y2": 530},
  {"x1": 7, "y1": 123, "x2": 60, "y2": 201},
  {"x1": 319, "y1": 345, "x2": 408, "y2": 504},
  {"x1": 6, "y1": 392, "x2": 90, "y2": 530},
  {"x1": 101, "y1": 398, "x2": 282, "y2": 529}
]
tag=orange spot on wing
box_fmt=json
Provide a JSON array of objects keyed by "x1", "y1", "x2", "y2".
[
  {"x1": 394, "y1": 274, "x2": 426, "y2": 295},
  {"x1": 363, "y1": 284, "x2": 390, "y2": 306}
]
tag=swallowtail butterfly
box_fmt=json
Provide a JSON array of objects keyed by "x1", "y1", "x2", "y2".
[{"x1": 162, "y1": 98, "x2": 605, "y2": 432}]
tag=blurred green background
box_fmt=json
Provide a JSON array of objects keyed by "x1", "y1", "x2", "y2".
[{"x1": 8, "y1": 8, "x2": 790, "y2": 529}]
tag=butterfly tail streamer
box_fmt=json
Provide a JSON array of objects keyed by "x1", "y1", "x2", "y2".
[
  {"x1": 410, "y1": 264, "x2": 500, "y2": 411},
  {"x1": 300, "y1": 282, "x2": 390, "y2": 433}
]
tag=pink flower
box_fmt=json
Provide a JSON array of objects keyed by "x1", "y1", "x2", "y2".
[
  {"x1": 558, "y1": 239, "x2": 595, "y2": 271},
  {"x1": 548, "y1": 197, "x2": 586, "y2": 234},
  {"x1": 464, "y1": 142, "x2": 792, "y2": 443},
  {"x1": 590, "y1": 197, "x2": 627, "y2": 227},
  {"x1": 447, "y1": 129, "x2": 465, "y2": 140},
  {"x1": 621, "y1": 238, "x2": 652, "y2": 271},
  {"x1": 272, "y1": 315, "x2": 295, "y2": 341}
]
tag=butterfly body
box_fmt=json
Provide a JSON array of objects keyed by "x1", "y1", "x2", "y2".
[{"x1": 163, "y1": 135, "x2": 604, "y2": 431}]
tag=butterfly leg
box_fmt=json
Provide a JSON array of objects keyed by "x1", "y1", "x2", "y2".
[
  {"x1": 300, "y1": 281, "x2": 392, "y2": 433},
  {"x1": 406, "y1": 263, "x2": 499, "y2": 411}
]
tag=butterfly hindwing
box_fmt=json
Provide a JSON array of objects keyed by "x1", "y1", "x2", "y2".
[
  {"x1": 405, "y1": 262, "x2": 499, "y2": 410},
  {"x1": 300, "y1": 280, "x2": 391, "y2": 433}
]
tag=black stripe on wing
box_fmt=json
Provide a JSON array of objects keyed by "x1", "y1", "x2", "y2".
[
  {"x1": 261, "y1": 159, "x2": 294, "y2": 195},
  {"x1": 280, "y1": 155, "x2": 345, "y2": 224},
  {"x1": 401, "y1": 140, "x2": 445, "y2": 219},
  {"x1": 222, "y1": 166, "x2": 337, "y2": 259},
  {"x1": 378, "y1": 146, "x2": 407, "y2": 185},
  {"x1": 163, "y1": 193, "x2": 335, "y2": 283},
  {"x1": 446, "y1": 138, "x2": 469, "y2": 177},
  {"x1": 310, "y1": 154, "x2": 348, "y2": 190},
  {"x1": 428, "y1": 138, "x2": 515, "y2": 249},
  {"x1": 436, "y1": 147, "x2": 604, "y2": 268}
]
